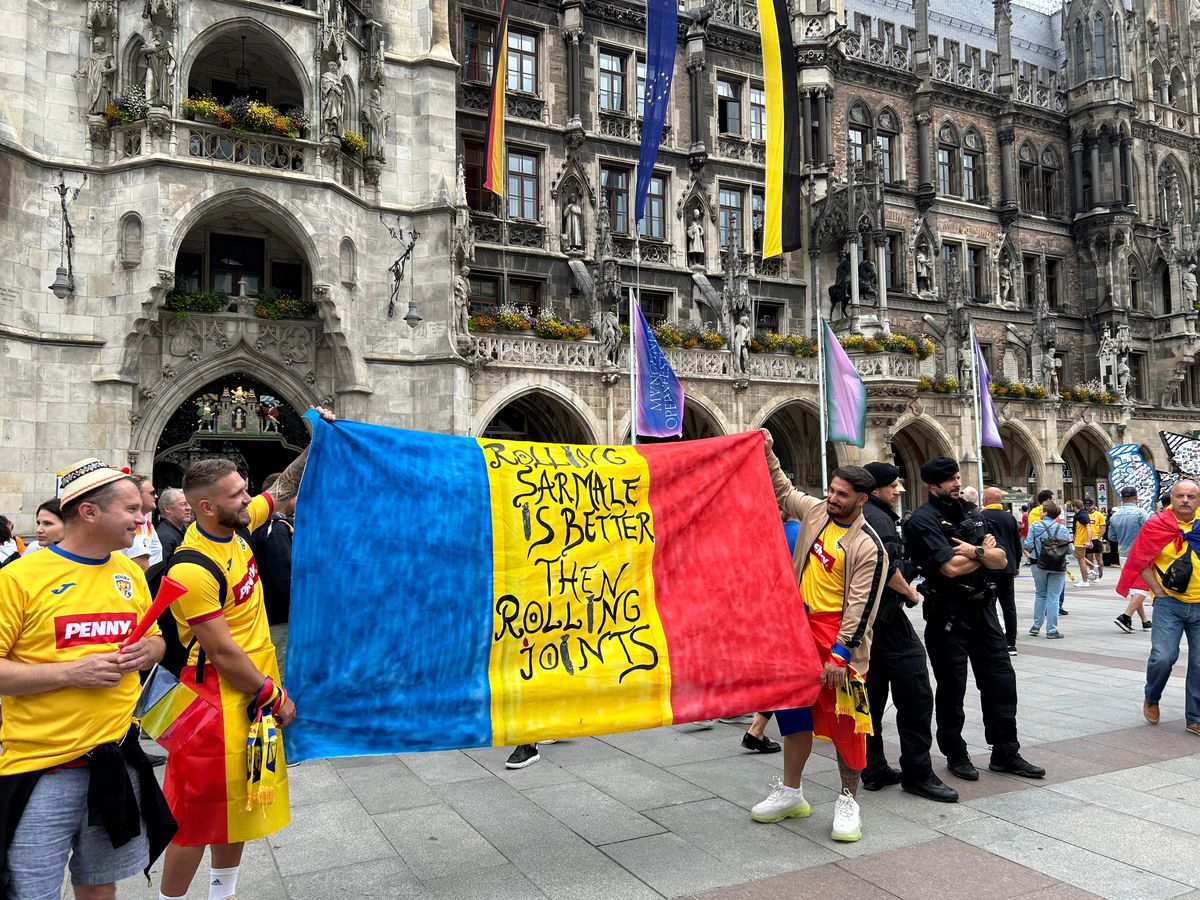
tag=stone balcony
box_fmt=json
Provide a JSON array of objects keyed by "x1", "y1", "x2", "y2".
[{"x1": 99, "y1": 118, "x2": 373, "y2": 198}]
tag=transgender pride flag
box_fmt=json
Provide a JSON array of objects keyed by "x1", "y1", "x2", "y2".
[
  {"x1": 822, "y1": 322, "x2": 866, "y2": 447},
  {"x1": 974, "y1": 334, "x2": 1003, "y2": 448}
]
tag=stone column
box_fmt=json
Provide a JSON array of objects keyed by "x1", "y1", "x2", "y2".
[
  {"x1": 563, "y1": 27, "x2": 583, "y2": 130},
  {"x1": 686, "y1": 56, "x2": 707, "y2": 163},
  {"x1": 876, "y1": 233, "x2": 890, "y2": 332},
  {"x1": 1109, "y1": 135, "x2": 1122, "y2": 207},
  {"x1": 999, "y1": 129, "x2": 1016, "y2": 208},
  {"x1": 816, "y1": 89, "x2": 829, "y2": 165},
  {"x1": 848, "y1": 237, "x2": 862, "y2": 333},
  {"x1": 916, "y1": 113, "x2": 932, "y2": 194},
  {"x1": 824, "y1": 92, "x2": 835, "y2": 162},
  {"x1": 800, "y1": 88, "x2": 811, "y2": 164},
  {"x1": 1089, "y1": 138, "x2": 1101, "y2": 209},
  {"x1": 1071, "y1": 141, "x2": 1084, "y2": 212}
]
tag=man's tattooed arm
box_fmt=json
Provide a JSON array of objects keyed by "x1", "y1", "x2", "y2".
[{"x1": 268, "y1": 406, "x2": 335, "y2": 505}]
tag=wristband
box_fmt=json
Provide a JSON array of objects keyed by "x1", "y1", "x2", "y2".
[
  {"x1": 830, "y1": 643, "x2": 851, "y2": 666},
  {"x1": 248, "y1": 676, "x2": 286, "y2": 719}
]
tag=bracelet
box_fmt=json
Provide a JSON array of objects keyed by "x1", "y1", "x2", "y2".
[{"x1": 830, "y1": 643, "x2": 851, "y2": 666}]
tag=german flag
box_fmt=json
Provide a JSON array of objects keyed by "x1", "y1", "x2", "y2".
[
  {"x1": 757, "y1": 0, "x2": 802, "y2": 257},
  {"x1": 483, "y1": 0, "x2": 509, "y2": 198}
]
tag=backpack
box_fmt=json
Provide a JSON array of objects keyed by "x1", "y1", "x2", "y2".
[
  {"x1": 164, "y1": 549, "x2": 228, "y2": 681},
  {"x1": 1035, "y1": 521, "x2": 1070, "y2": 572}
]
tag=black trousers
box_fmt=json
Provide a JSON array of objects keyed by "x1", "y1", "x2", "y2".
[
  {"x1": 988, "y1": 573, "x2": 1017, "y2": 647},
  {"x1": 924, "y1": 602, "x2": 1020, "y2": 762},
  {"x1": 865, "y1": 606, "x2": 934, "y2": 781}
]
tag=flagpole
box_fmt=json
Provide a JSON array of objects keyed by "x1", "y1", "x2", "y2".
[
  {"x1": 817, "y1": 314, "x2": 829, "y2": 492},
  {"x1": 970, "y1": 320, "x2": 984, "y2": 491}
]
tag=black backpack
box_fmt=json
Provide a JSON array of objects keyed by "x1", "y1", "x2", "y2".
[
  {"x1": 1035, "y1": 521, "x2": 1070, "y2": 572},
  {"x1": 164, "y1": 549, "x2": 228, "y2": 681}
]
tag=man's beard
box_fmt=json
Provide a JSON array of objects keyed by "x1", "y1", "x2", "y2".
[{"x1": 216, "y1": 506, "x2": 248, "y2": 529}]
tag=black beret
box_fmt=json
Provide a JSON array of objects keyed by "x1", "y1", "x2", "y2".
[
  {"x1": 920, "y1": 456, "x2": 960, "y2": 484},
  {"x1": 864, "y1": 462, "x2": 900, "y2": 490}
]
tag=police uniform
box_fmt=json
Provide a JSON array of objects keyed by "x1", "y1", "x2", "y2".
[{"x1": 903, "y1": 459, "x2": 1039, "y2": 777}]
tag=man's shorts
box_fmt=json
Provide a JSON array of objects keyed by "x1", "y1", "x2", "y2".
[
  {"x1": 774, "y1": 706, "x2": 814, "y2": 736},
  {"x1": 1090, "y1": 541, "x2": 1104, "y2": 554},
  {"x1": 7, "y1": 766, "x2": 146, "y2": 900}
]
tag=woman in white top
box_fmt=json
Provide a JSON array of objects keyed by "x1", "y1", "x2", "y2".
[{"x1": 21, "y1": 498, "x2": 65, "y2": 555}]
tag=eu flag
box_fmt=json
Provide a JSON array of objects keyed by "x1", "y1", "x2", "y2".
[{"x1": 635, "y1": 0, "x2": 677, "y2": 226}]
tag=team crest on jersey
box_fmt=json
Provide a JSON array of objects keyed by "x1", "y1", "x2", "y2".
[
  {"x1": 112, "y1": 573, "x2": 134, "y2": 602},
  {"x1": 235, "y1": 534, "x2": 249, "y2": 552}
]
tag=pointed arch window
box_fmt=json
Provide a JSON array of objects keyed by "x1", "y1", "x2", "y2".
[
  {"x1": 847, "y1": 103, "x2": 871, "y2": 166},
  {"x1": 1073, "y1": 22, "x2": 1085, "y2": 82},
  {"x1": 876, "y1": 107, "x2": 900, "y2": 183},
  {"x1": 963, "y1": 129, "x2": 985, "y2": 202},
  {"x1": 937, "y1": 122, "x2": 959, "y2": 195},
  {"x1": 1041, "y1": 148, "x2": 1061, "y2": 216},
  {"x1": 1018, "y1": 142, "x2": 1038, "y2": 211},
  {"x1": 1092, "y1": 17, "x2": 1107, "y2": 77}
]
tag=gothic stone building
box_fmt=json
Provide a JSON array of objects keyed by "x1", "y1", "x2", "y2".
[{"x1": 1, "y1": 0, "x2": 1198, "y2": 529}]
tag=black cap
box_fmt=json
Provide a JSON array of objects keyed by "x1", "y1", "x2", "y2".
[
  {"x1": 864, "y1": 462, "x2": 901, "y2": 490},
  {"x1": 1084, "y1": 496, "x2": 1095, "y2": 506},
  {"x1": 1120, "y1": 486, "x2": 1137, "y2": 499},
  {"x1": 920, "y1": 456, "x2": 960, "y2": 485}
]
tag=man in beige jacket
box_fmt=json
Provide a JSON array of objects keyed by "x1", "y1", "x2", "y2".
[{"x1": 750, "y1": 430, "x2": 886, "y2": 843}]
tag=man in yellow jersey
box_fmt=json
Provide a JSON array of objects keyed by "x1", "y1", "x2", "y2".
[
  {"x1": 1083, "y1": 497, "x2": 1106, "y2": 581},
  {"x1": 750, "y1": 430, "x2": 885, "y2": 843},
  {"x1": 1130, "y1": 480, "x2": 1200, "y2": 734},
  {"x1": 0, "y1": 458, "x2": 173, "y2": 899},
  {"x1": 158, "y1": 407, "x2": 334, "y2": 900}
]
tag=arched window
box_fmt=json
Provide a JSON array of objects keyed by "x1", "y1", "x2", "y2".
[
  {"x1": 1161, "y1": 264, "x2": 1173, "y2": 314},
  {"x1": 1129, "y1": 262, "x2": 1141, "y2": 311},
  {"x1": 1171, "y1": 67, "x2": 1187, "y2": 111},
  {"x1": 119, "y1": 213, "x2": 143, "y2": 268},
  {"x1": 1018, "y1": 141, "x2": 1038, "y2": 211},
  {"x1": 1041, "y1": 148, "x2": 1061, "y2": 216},
  {"x1": 1153, "y1": 61, "x2": 1169, "y2": 105},
  {"x1": 876, "y1": 107, "x2": 900, "y2": 183},
  {"x1": 937, "y1": 122, "x2": 959, "y2": 195},
  {"x1": 963, "y1": 128, "x2": 985, "y2": 202},
  {"x1": 1073, "y1": 22, "x2": 1085, "y2": 82},
  {"x1": 847, "y1": 102, "x2": 871, "y2": 166},
  {"x1": 339, "y1": 237, "x2": 356, "y2": 285},
  {"x1": 1092, "y1": 16, "x2": 1107, "y2": 77}
]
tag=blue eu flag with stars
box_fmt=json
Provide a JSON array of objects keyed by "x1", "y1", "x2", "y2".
[{"x1": 635, "y1": 0, "x2": 677, "y2": 227}]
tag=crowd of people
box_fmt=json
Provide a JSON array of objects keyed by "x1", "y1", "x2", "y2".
[{"x1": 2, "y1": 416, "x2": 1199, "y2": 895}]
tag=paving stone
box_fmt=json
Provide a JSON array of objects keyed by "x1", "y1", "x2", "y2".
[
  {"x1": 785, "y1": 798, "x2": 941, "y2": 859},
  {"x1": 522, "y1": 780, "x2": 666, "y2": 845},
  {"x1": 423, "y1": 863, "x2": 546, "y2": 899},
  {"x1": 567, "y1": 755, "x2": 715, "y2": 811},
  {"x1": 336, "y1": 760, "x2": 442, "y2": 814},
  {"x1": 645, "y1": 797, "x2": 840, "y2": 879},
  {"x1": 374, "y1": 803, "x2": 507, "y2": 880},
  {"x1": 506, "y1": 838, "x2": 662, "y2": 899},
  {"x1": 600, "y1": 832, "x2": 744, "y2": 897},
  {"x1": 966, "y1": 785, "x2": 1088, "y2": 823},
  {"x1": 515, "y1": 736, "x2": 634, "y2": 767},
  {"x1": 431, "y1": 776, "x2": 577, "y2": 853},
  {"x1": 269, "y1": 798, "x2": 397, "y2": 878},
  {"x1": 667, "y1": 756, "x2": 839, "y2": 812},
  {"x1": 595, "y1": 726, "x2": 746, "y2": 767},
  {"x1": 1048, "y1": 776, "x2": 1200, "y2": 837},
  {"x1": 946, "y1": 815, "x2": 1191, "y2": 900},
  {"x1": 1097, "y1": 764, "x2": 1195, "y2": 792},
  {"x1": 286, "y1": 759, "x2": 349, "y2": 808},
  {"x1": 690, "y1": 861, "x2": 896, "y2": 900},
  {"x1": 397, "y1": 749, "x2": 492, "y2": 785},
  {"x1": 463, "y1": 746, "x2": 582, "y2": 789},
  {"x1": 840, "y1": 835, "x2": 1059, "y2": 899},
  {"x1": 328, "y1": 754, "x2": 402, "y2": 769},
  {"x1": 283, "y1": 856, "x2": 430, "y2": 899}
]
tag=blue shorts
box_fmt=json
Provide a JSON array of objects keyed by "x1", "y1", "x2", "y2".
[
  {"x1": 7, "y1": 766, "x2": 147, "y2": 900},
  {"x1": 774, "y1": 706, "x2": 814, "y2": 735}
]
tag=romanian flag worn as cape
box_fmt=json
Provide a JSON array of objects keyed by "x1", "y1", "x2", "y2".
[
  {"x1": 1117, "y1": 509, "x2": 1192, "y2": 596},
  {"x1": 283, "y1": 416, "x2": 822, "y2": 761}
]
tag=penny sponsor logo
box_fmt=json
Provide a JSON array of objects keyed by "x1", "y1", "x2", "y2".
[{"x1": 55, "y1": 613, "x2": 137, "y2": 648}]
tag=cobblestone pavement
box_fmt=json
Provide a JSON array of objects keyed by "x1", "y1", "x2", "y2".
[{"x1": 115, "y1": 570, "x2": 1200, "y2": 899}]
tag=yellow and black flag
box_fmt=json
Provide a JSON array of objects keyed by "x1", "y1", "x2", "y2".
[
  {"x1": 756, "y1": 0, "x2": 802, "y2": 257},
  {"x1": 483, "y1": 0, "x2": 509, "y2": 198}
]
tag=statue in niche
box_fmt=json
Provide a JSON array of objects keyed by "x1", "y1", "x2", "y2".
[
  {"x1": 142, "y1": 0, "x2": 177, "y2": 21},
  {"x1": 915, "y1": 248, "x2": 932, "y2": 293},
  {"x1": 1041, "y1": 349, "x2": 1061, "y2": 395},
  {"x1": 1117, "y1": 356, "x2": 1132, "y2": 398},
  {"x1": 859, "y1": 258, "x2": 878, "y2": 304},
  {"x1": 561, "y1": 193, "x2": 584, "y2": 251},
  {"x1": 829, "y1": 254, "x2": 852, "y2": 320},
  {"x1": 599, "y1": 304, "x2": 621, "y2": 367},
  {"x1": 1098, "y1": 324, "x2": 1118, "y2": 389},
  {"x1": 259, "y1": 396, "x2": 282, "y2": 433},
  {"x1": 732, "y1": 314, "x2": 751, "y2": 376},
  {"x1": 959, "y1": 337, "x2": 975, "y2": 395},
  {"x1": 77, "y1": 35, "x2": 116, "y2": 115},
  {"x1": 362, "y1": 86, "x2": 390, "y2": 158},
  {"x1": 453, "y1": 265, "x2": 471, "y2": 338},
  {"x1": 143, "y1": 25, "x2": 175, "y2": 107},
  {"x1": 1184, "y1": 263, "x2": 1198, "y2": 310},
  {"x1": 998, "y1": 254, "x2": 1014, "y2": 306},
  {"x1": 321, "y1": 60, "x2": 344, "y2": 138},
  {"x1": 686, "y1": 207, "x2": 705, "y2": 267}
]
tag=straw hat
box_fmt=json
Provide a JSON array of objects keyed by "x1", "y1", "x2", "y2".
[{"x1": 57, "y1": 458, "x2": 131, "y2": 507}]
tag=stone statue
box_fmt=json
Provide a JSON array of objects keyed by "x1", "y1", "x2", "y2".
[
  {"x1": 77, "y1": 36, "x2": 116, "y2": 115},
  {"x1": 1185, "y1": 263, "x2": 1198, "y2": 309},
  {"x1": 561, "y1": 193, "x2": 584, "y2": 251},
  {"x1": 998, "y1": 258, "x2": 1013, "y2": 306},
  {"x1": 915, "y1": 249, "x2": 931, "y2": 293},
  {"x1": 859, "y1": 259, "x2": 878, "y2": 304},
  {"x1": 829, "y1": 255, "x2": 852, "y2": 319},
  {"x1": 732, "y1": 314, "x2": 751, "y2": 375},
  {"x1": 1098, "y1": 324, "x2": 1118, "y2": 389},
  {"x1": 142, "y1": 0, "x2": 177, "y2": 21},
  {"x1": 453, "y1": 265, "x2": 470, "y2": 338},
  {"x1": 1117, "y1": 356, "x2": 1132, "y2": 398},
  {"x1": 600, "y1": 304, "x2": 621, "y2": 367},
  {"x1": 959, "y1": 337, "x2": 974, "y2": 394},
  {"x1": 362, "y1": 86, "x2": 390, "y2": 158},
  {"x1": 143, "y1": 26, "x2": 175, "y2": 107},
  {"x1": 321, "y1": 60, "x2": 344, "y2": 137},
  {"x1": 686, "y1": 208, "x2": 705, "y2": 267}
]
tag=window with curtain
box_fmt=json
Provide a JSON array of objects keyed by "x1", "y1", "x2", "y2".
[
  {"x1": 464, "y1": 19, "x2": 496, "y2": 83},
  {"x1": 599, "y1": 50, "x2": 626, "y2": 113},
  {"x1": 506, "y1": 150, "x2": 538, "y2": 220},
  {"x1": 638, "y1": 174, "x2": 666, "y2": 239},
  {"x1": 601, "y1": 165, "x2": 630, "y2": 234}
]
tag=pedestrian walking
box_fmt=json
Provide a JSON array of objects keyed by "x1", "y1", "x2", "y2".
[
  {"x1": 1025, "y1": 500, "x2": 1071, "y2": 639},
  {"x1": 1109, "y1": 487, "x2": 1152, "y2": 633}
]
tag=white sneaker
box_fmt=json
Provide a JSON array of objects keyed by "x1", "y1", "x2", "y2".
[
  {"x1": 831, "y1": 789, "x2": 862, "y2": 842},
  {"x1": 751, "y1": 778, "x2": 812, "y2": 823},
  {"x1": 1074, "y1": 580, "x2": 1090, "y2": 588},
  {"x1": 691, "y1": 720, "x2": 715, "y2": 729}
]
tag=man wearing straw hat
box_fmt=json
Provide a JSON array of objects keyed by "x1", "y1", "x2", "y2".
[{"x1": 0, "y1": 458, "x2": 174, "y2": 899}]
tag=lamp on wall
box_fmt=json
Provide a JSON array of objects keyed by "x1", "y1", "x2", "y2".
[
  {"x1": 48, "y1": 169, "x2": 87, "y2": 300},
  {"x1": 235, "y1": 36, "x2": 252, "y2": 94}
]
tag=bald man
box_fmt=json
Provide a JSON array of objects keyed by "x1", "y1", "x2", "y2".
[{"x1": 980, "y1": 488, "x2": 1022, "y2": 654}]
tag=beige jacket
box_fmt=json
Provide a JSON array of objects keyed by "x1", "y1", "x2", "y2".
[{"x1": 769, "y1": 450, "x2": 886, "y2": 675}]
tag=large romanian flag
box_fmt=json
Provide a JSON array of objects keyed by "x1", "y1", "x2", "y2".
[
  {"x1": 283, "y1": 415, "x2": 822, "y2": 761},
  {"x1": 756, "y1": 0, "x2": 802, "y2": 257},
  {"x1": 482, "y1": 0, "x2": 509, "y2": 197}
]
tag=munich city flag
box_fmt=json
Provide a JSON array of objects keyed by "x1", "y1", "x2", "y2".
[
  {"x1": 756, "y1": 0, "x2": 802, "y2": 257},
  {"x1": 482, "y1": 0, "x2": 509, "y2": 197},
  {"x1": 283, "y1": 414, "x2": 822, "y2": 761}
]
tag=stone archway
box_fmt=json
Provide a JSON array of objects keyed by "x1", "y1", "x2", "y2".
[
  {"x1": 982, "y1": 423, "x2": 1042, "y2": 494},
  {"x1": 891, "y1": 417, "x2": 954, "y2": 508},
  {"x1": 618, "y1": 396, "x2": 729, "y2": 444},
  {"x1": 481, "y1": 389, "x2": 598, "y2": 444},
  {"x1": 1061, "y1": 425, "x2": 1110, "y2": 503},
  {"x1": 759, "y1": 400, "x2": 839, "y2": 495}
]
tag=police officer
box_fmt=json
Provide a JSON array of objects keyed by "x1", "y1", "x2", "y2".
[
  {"x1": 860, "y1": 462, "x2": 958, "y2": 803},
  {"x1": 904, "y1": 457, "x2": 1045, "y2": 782}
]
